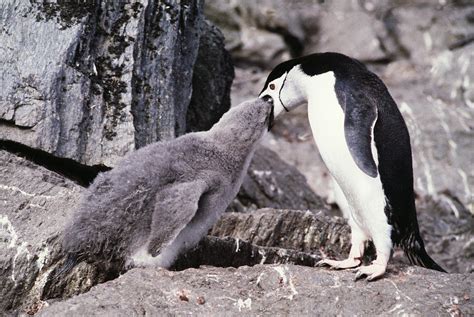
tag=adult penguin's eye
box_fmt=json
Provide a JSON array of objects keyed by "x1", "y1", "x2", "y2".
[{"x1": 269, "y1": 83, "x2": 275, "y2": 90}]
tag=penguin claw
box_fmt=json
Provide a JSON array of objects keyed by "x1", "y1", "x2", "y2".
[
  {"x1": 366, "y1": 275, "x2": 376, "y2": 282},
  {"x1": 353, "y1": 263, "x2": 386, "y2": 282},
  {"x1": 354, "y1": 271, "x2": 365, "y2": 281},
  {"x1": 316, "y1": 258, "x2": 361, "y2": 270}
]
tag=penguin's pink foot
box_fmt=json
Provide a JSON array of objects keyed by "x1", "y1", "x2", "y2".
[
  {"x1": 316, "y1": 257, "x2": 361, "y2": 270},
  {"x1": 353, "y1": 262, "x2": 387, "y2": 281}
]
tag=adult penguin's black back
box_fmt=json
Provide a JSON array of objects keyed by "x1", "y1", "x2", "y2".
[{"x1": 367, "y1": 62, "x2": 446, "y2": 272}]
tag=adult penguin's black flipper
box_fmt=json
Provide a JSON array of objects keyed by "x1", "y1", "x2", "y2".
[{"x1": 341, "y1": 83, "x2": 378, "y2": 178}]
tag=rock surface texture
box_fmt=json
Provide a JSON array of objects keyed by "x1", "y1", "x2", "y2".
[
  {"x1": 39, "y1": 265, "x2": 472, "y2": 317},
  {"x1": 0, "y1": 150, "x2": 83, "y2": 313},
  {"x1": 211, "y1": 209, "x2": 351, "y2": 257},
  {"x1": 0, "y1": 0, "x2": 233, "y2": 166}
]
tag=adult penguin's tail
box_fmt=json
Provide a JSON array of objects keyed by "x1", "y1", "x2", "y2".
[{"x1": 402, "y1": 232, "x2": 446, "y2": 273}]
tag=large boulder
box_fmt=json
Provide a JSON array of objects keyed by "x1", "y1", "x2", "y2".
[
  {"x1": 39, "y1": 264, "x2": 473, "y2": 316},
  {"x1": 0, "y1": 0, "x2": 233, "y2": 167}
]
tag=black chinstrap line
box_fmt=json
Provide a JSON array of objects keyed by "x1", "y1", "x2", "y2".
[{"x1": 279, "y1": 72, "x2": 290, "y2": 112}]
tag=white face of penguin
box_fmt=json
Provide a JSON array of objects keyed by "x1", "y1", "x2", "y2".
[{"x1": 259, "y1": 67, "x2": 307, "y2": 117}]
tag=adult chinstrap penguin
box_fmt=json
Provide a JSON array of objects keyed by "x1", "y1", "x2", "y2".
[
  {"x1": 259, "y1": 52, "x2": 445, "y2": 280},
  {"x1": 57, "y1": 98, "x2": 274, "y2": 276}
]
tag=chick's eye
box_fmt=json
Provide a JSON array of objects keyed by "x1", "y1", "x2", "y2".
[{"x1": 269, "y1": 83, "x2": 275, "y2": 90}]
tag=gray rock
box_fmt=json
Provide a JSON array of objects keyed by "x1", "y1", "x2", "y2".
[
  {"x1": 204, "y1": 0, "x2": 309, "y2": 67},
  {"x1": 211, "y1": 207, "x2": 473, "y2": 274},
  {"x1": 228, "y1": 146, "x2": 327, "y2": 213},
  {"x1": 303, "y1": 1, "x2": 394, "y2": 63},
  {"x1": 383, "y1": 48, "x2": 474, "y2": 210},
  {"x1": 186, "y1": 19, "x2": 234, "y2": 133},
  {"x1": 38, "y1": 264, "x2": 473, "y2": 316},
  {"x1": 417, "y1": 195, "x2": 474, "y2": 273},
  {"x1": 385, "y1": 4, "x2": 474, "y2": 64},
  {"x1": 212, "y1": 209, "x2": 351, "y2": 258},
  {"x1": 0, "y1": 150, "x2": 83, "y2": 313},
  {"x1": 172, "y1": 236, "x2": 320, "y2": 271},
  {"x1": 0, "y1": 0, "x2": 233, "y2": 167}
]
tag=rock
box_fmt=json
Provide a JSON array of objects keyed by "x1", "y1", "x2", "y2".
[
  {"x1": 131, "y1": 0, "x2": 203, "y2": 148},
  {"x1": 303, "y1": 1, "x2": 393, "y2": 62},
  {"x1": 211, "y1": 207, "x2": 473, "y2": 274},
  {"x1": 172, "y1": 236, "x2": 320, "y2": 271},
  {"x1": 0, "y1": 0, "x2": 232, "y2": 167},
  {"x1": 212, "y1": 209, "x2": 351, "y2": 258},
  {"x1": 38, "y1": 264, "x2": 473, "y2": 316},
  {"x1": 229, "y1": 146, "x2": 327, "y2": 213},
  {"x1": 204, "y1": 0, "x2": 309, "y2": 67},
  {"x1": 383, "y1": 48, "x2": 474, "y2": 210},
  {"x1": 416, "y1": 195, "x2": 474, "y2": 273},
  {"x1": 385, "y1": 3, "x2": 474, "y2": 64},
  {"x1": 0, "y1": 150, "x2": 83, "y2": 313},
  {"x1": 186, "y1": 19, "x2": 234, "y2": 133}
]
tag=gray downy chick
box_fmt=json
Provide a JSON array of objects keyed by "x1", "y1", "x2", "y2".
[{"x1": 59, "y1": 98, "x2": 273, "y2": 274}]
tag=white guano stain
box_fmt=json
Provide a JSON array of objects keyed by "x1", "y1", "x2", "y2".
[
  {"x1": 259, "y1": 249, "x2": 267, "y2": 265},
  {"x1": 388, "y1": 280, "x2": 413, "y2": 303},
  {"x1": 36, "y1": 246, "x2": 50, "y2": 271},
  {"x1": 1, "y1": 215, "x2": 32, "y2": 282},
  {"x1": 235, "y1": 298, "x2": 252, "y2": 312},
  {"x1": 252, "y1": 170, "x2": 272, "y2": 178},
  {"x1": 273, "y1": 266, "x2": 298, "y2": 300},
  {"x1": 0, "y1": 184, "x2": 53, "y2": 199}
]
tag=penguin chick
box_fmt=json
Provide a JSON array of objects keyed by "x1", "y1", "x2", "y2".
[
  {"x1": 60, "y1": 98, "x2": 274, "y2": 273},
  {"x1": 259, "y1": 52, "x2": 445, "y2": 280}
]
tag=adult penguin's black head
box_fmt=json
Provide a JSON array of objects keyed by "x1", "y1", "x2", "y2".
[
  {"x1": 259, "y1": 52, "x2": 365, "y2": 117},
  {"x1": 259, "y1": 58, "x2": 306, "y2": 117}
]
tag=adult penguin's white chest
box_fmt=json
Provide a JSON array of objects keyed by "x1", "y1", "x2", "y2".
[{"x1": 305, "y1": 72, "x2": 386, "y2": 231}]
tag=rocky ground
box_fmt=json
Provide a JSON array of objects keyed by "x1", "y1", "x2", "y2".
[
  {"x1": 1, "y1": 0, "x2": 473, "y2": 316},
  {"x1": 38, "y1": 265, "x2": 472, "y2": 317}
]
